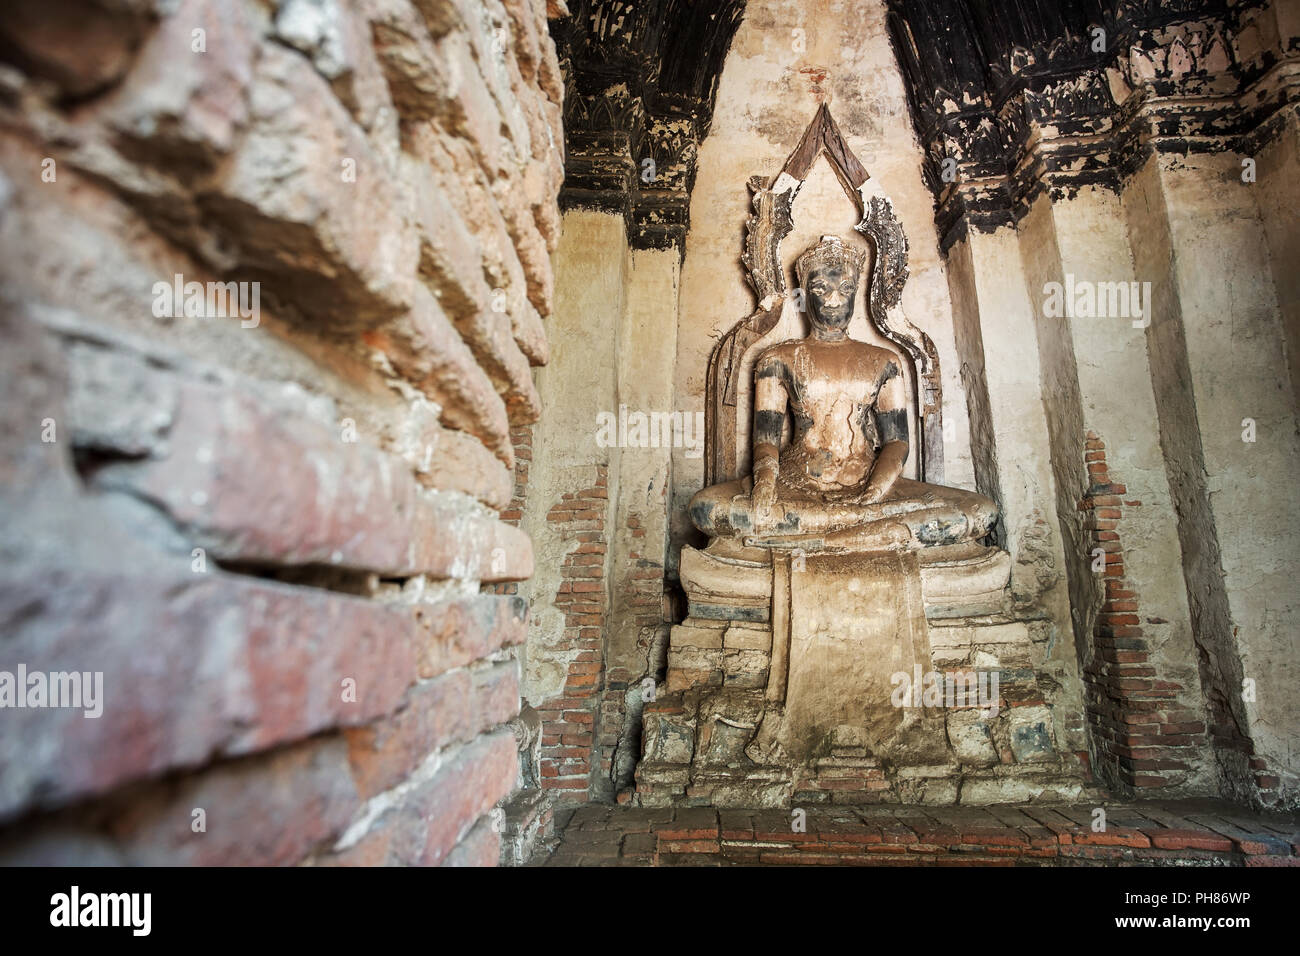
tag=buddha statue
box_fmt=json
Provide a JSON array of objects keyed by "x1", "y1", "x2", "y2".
[{"x1": 690, "y1": 235, "x2": 998, "y2": 553}]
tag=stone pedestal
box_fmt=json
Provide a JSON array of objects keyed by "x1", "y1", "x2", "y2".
[{"x1": 634, "y1": 540, "x2": 1090, "y2": 807}]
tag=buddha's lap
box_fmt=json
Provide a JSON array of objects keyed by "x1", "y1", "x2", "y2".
[{"x1": 689, "y1": 476, "x2": 995, "y2": 538}]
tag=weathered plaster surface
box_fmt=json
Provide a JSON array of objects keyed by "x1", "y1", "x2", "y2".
[
  {"x1": 1254, "y1": 111, "x2": 1300, "y2": 417},
  {"x1": 945, "y1": 225, "x2": 1086, "y2": 753},
  {"x1": 522, "y1": 210, "x2": 627, "y2": 704},
  {"x1": 1148, "y1": 151, "x2": 1300, "y2": 799},
  {"x1": 1052, "y1": 186, "x2": 1208, "y2": 791}
]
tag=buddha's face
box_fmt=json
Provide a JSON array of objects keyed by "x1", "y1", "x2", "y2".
[{"x1": 804, "y1": 262, "x2": 859, "y2": 332}]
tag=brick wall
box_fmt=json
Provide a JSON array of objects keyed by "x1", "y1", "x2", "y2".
[
  {"x1": 502, "y1": 425, "x2": 535, "y2": 530},
  {"x1": 537, "y1": 467, "x2": 609, "y2": 801},
  {"x1": 525, "y1": 460, "x2": 671, "y2": 805},
  {"x1": 485, "y1": 423, "x2": 534, "y2": 598},
  {"x1": 1079, "y1": 432, "x2": 1208, "y2": 796},
  {"x1": 0, "y1": 0, "x2": 563, "y2": 865}
]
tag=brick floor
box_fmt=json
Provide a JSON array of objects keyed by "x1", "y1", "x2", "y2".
[{"x1": 536, "y1": 799, "x2": 1300, "y2": 866}]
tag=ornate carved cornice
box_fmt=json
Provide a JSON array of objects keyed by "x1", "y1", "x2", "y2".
[
  {"x1": 886, "y1": 0, "x2": 1300, "y2": 249},
  {"x1": 551, "y1": 0, "x2": 746, "y2": 250}
]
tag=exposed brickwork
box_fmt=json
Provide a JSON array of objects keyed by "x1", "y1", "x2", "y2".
[
  {"x1": 0, "y1": 0, "x2": 563, "y2": 865},
  {"x1": 485, "y1": 424, "x2": 534, "y2": 597},
  {"x1": 328, "y1": 730, "x2": 519, "y2": 867},
  {"x1": 502, "y1": 425, "x2": 534, "y2": 529},
  {"x1": 0, "y1": 566, "x2": 522, "y2": 818},
  {"x1": 1079, "y1": 432, "x2": 1207, "y2": 794},
  {"x1": 541, "y1": 801, "x2": 1300, "y2": 867},
  {"x1": 537, "y1": 468, "x2": 610, "y2": 801},
  {"x1": 1250, "y1": 755, "x2": 1283, "y2": 806}
]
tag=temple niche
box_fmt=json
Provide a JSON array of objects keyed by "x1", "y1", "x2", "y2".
[
  {"x1": 524, "y1": 0, "x2": 1300, "y2": 832},
  {"x1": 635, "y1": 107, "x2": 1087, "y2": 807}
]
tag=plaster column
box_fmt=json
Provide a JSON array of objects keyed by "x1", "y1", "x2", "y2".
[{"x1": 944, "y1": 225, "x2": 1086, "y2": 756}]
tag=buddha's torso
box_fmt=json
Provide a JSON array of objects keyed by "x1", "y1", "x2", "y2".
[{"x1": 759, "y1": 338, "x2": 901, "y2": 497}]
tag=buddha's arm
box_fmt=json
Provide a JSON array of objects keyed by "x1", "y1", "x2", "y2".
[
  {"x1": 753, "y1": 356, "x2": 786, "y2": 474},
  {"x1": 863, "y1": 362, "x2": 908, "y2": 503},
  {"x1": 751, "y1": 355, "x2": 787, "y2": 524}
]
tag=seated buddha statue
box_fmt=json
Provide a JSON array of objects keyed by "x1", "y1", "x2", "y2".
[{"x1": 690, "y1": 235, "x2": 998, "y2": 553}]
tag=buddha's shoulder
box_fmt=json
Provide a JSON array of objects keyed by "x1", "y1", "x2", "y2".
[
  {"x1": 755, "y1": 340, "x2": 798, "y2": 366},
  {"x1": 847, "y1": 341, "x2": 903, "y2": 368},
  {"x1": 757, "y1": 339, "x2": 901, "y2": 368}
]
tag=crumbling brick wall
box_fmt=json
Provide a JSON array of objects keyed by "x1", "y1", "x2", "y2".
[
  {"x1": 537, "y1": 467, "x2": 609, "y2": 801},
  {"x1": 484, "y1": 422, "x2": 534, "y2": 597},
  {"x1": 1079, "y1": 433, "x2": 1209, "y2": 797},
  {"x1": 0, "y1": 0, "x2": 563, "y2": 865}
]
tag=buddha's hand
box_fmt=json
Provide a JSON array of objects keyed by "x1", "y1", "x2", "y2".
[
  {"x1": 751, "y1": 471, "x2": 778, "y2": 531},
  {"x1": 857, "y1": 482, "x2": 888, "y2": 505}
]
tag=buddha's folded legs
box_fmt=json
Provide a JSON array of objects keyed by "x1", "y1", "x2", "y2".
[{"x1": 689, "y1": 476, "x2": 998, "y2": 550}]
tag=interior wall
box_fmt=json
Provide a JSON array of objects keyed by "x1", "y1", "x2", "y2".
[
  {"x1": 1051, "y1": 185, "x2": 1208, "y2": 795},
  {"x1": 1255, "y1": 111, "x2": 1300, "y2": 417},
  {"x1": 521, "y1": 209, "x2": 628, "y2": 802},
  {"x1": 607, "y1": 246, "x2": 682, "y2": 792},
  {"x1": 943, "y1": 226, "x2": 1088, "y2": 761},
  {"x1": 521, "y1": 209, "x2": 682, "y2": 800}
]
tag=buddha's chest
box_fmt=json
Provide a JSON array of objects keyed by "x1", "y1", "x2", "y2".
[
  {"x1": 790, "y1": 377, "x2": 877, "y2": 418},
  {"x1": 787, "y1": 348, "x2": 884, "y2": 422}
]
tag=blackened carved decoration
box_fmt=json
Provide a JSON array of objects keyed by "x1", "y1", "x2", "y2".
[
  {"x1": 552, "y1": 0, "x2": 747, "y2": 250},
  {"x1": 884, "y1": 0, "x2": 1288, "y2": 249}
]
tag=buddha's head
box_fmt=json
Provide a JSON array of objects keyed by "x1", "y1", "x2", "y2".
[{"x1": 795, "y1": 235, "x2": 867, "y2": 334}]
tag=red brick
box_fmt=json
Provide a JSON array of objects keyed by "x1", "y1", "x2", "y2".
[
  {"x1": 960, "y1": 828, "x2": 1029, "y2": 847},
  {"x1": 330, "y1": 731, "x2": 517, "y2": 866},
  {"x1": 0, "y1": 569, "x2": 429, "y2": 819},
  {"x1": 1148, "y1": 829, "x2": 1233, "y2": 852},
  {"x1": 658, "y1": 824, "x2": 720, "y2": 841},
  {"x1": 112, "y1": 735, "x2": 359, "y2": 866},
  {"x1": 1161, "y1": 722, "x2": 1206, "y2": 735},
  {"x1": 415, "y1": 594, "x2": 528, "y2": 678},
  {"x1": 344, "y1": 660, "x2": 519, "y2": 799},
  {"x1": 1072, "y1": 828, "x2": 1150, "y2": 848},
  {"x1": 442, "y1": 818, "x2": 502, "y2": 867},
  {"x1": 659, "y1": 839, "x2": 720, "y2": 853},
  {"x1": 89, "y1": 360, "x2": 529, "y2": 577}
]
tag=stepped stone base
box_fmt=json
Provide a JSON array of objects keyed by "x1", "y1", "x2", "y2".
[{"x1": 632, "y1": 540, "x2": 1090, "y2": 807}]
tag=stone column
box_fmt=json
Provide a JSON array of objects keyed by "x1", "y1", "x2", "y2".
[
  {"x1": 604, "y1": 247, "x2": 682, "y2": 793},
  {"x1": 522, "y1": 209, "x2": 629, "y2": 801},
  {"x1": 1049, "y1": 185, "x2": 1209, "y2": 794},
  {"x1": 944, "y1": 225, "x2": 1086, "y2": 757},
  {"x1": 1127, "y1": 150, "x2": 1300, "y2": 803}
]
